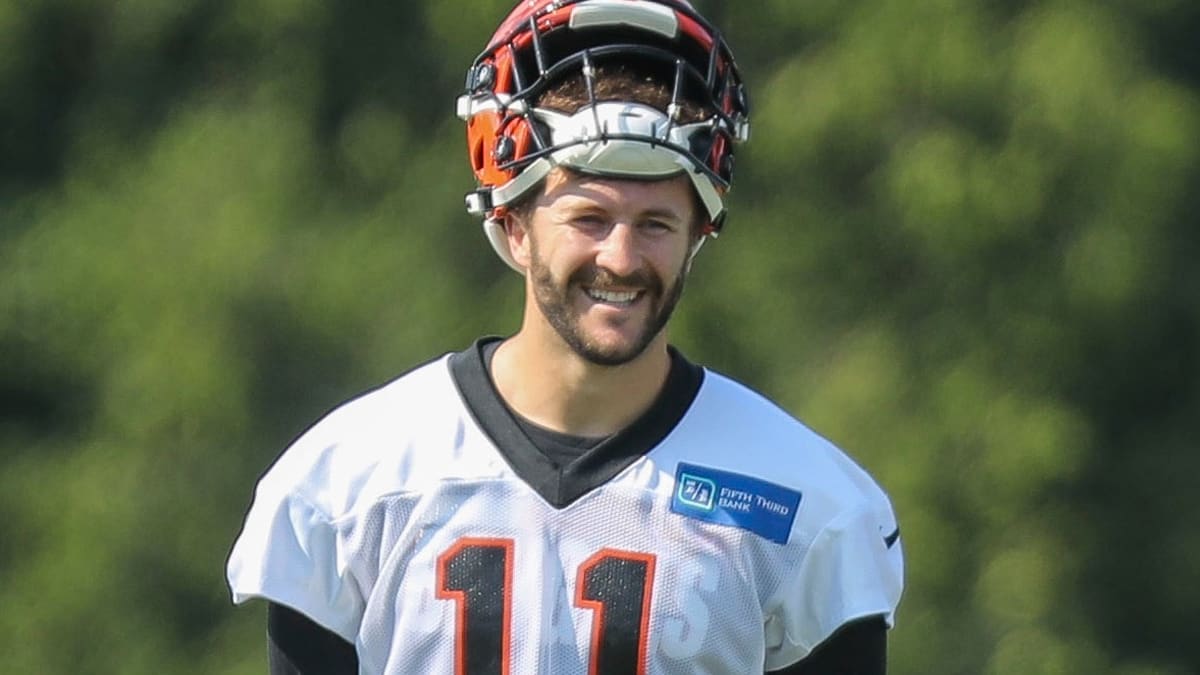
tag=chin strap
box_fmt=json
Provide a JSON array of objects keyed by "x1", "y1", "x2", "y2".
[{"x1": 483, "y1": 217, "x2": 524, "y2": 273}]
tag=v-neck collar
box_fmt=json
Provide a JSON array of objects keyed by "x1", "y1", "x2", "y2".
[{"x1": 449, "y1": 337, "x2": 704, "y2": 508}]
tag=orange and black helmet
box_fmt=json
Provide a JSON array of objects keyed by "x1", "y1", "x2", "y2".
[{"x1": 457, "y1": 0, "x2": 750, "y2": 270}]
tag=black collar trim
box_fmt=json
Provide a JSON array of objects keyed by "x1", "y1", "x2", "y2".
[{"x1": 449, "y1": 337, "x2": 704, "y2": 508}]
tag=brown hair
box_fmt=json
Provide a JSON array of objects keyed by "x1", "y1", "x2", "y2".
[{"x1": 535, "y1": 63, "x2": 710, "y2": 123}]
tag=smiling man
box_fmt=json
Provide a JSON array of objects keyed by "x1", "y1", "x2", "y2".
[
  {"x1": 516, "y1": 171, "x2": 693, "y2": 367},
  {"x1": 227, "y1": 1, "x2": 904, "y2": 674}
]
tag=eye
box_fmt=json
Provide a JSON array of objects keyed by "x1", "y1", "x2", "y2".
[
  {"x1": 572, "y1": 213, "x2": 608, "y2": 229},
  {"x1": 641, "y1": 219, "x2": 675, "y2": 233}
]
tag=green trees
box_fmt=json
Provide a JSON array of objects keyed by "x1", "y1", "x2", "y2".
[{"x1": 1, "y1": 1, "x2": 1196, "y2": 672}]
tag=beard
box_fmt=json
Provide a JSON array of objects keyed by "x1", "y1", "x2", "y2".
[{"x1": 528, "y1": 239, "x2": 688, "y2": 367}]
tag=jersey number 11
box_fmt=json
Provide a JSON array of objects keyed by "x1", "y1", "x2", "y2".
[{"x1": 437, "y1": 537, "x2": 657, "y2": 675}]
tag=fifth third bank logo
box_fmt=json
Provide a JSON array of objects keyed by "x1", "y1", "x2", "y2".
[{"x1": 678, "y1": 473, "x2": 716, "y2": 511}]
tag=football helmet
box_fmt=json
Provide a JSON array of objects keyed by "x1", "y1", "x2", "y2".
[{"x1": 457, "y1": 0, "x2": 751, "y2": 271}]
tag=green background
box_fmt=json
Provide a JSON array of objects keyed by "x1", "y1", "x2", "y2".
[{"x1": 1, "y1": 0, "x2": 1197, "y2": 673}]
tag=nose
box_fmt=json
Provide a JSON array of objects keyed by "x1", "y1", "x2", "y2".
[{"x1": 594, "y1": 222, "x2": 641, "y2": 278}]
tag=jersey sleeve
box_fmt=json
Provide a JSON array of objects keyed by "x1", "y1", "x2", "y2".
[
  {"x1": 764, "y1": 500, "x2": 904, "y2": 670},
  {"x1": 227, "y1": 481, "x2": 364, "y2": 644},
  {"x1": 226, "y1": 410, "x2": 371, "y2": 645}
]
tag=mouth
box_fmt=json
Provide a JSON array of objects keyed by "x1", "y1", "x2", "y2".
[{"x1": 583, "y1": 287, "x2": 643, "y2": 306}]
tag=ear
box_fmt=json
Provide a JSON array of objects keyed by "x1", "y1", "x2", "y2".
[{"x1": 505, "y1": 210, "x2": 533, "y2": 270}]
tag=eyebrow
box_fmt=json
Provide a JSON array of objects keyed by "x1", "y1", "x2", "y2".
[
  {"x1": 560, "y1": 201, "x2": 686, "y2": 223},
  {"x1": 637, "y1": 207, "x2": 686, "y2": 223}
]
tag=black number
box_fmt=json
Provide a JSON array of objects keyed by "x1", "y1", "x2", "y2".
[
  {"x1": 437, "y1": 540, "x2": 657, "y2": 675},
  {"x1": 576, "y1": 549, "x2": 657, "y2": 675},
  {"x1": 436, "y1": 538, "x2": 514, "y2": 675}
]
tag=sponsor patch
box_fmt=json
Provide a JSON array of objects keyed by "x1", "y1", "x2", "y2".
[{"x1": 671, "y1": 463, "x2": 802, "y2": 545}]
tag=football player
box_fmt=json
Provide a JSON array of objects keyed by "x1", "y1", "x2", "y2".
[{"x1": 227, "y1": 1, "x2": 903, "y2": 673}]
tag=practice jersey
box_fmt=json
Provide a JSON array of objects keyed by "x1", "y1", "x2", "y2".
[{"x1": 227, "y1": 339, "x2": 903, "y2": 674}]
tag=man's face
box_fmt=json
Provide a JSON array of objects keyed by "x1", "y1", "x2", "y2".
[{"x1": 514, "y1": 171, "x2": 698, "y2": 366}]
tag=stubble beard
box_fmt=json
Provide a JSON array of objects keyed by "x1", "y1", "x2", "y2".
[{"x1": 528, "y1": 237, "x2": 688, "y2": 367}]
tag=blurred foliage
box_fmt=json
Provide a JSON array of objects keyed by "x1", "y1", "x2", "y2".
[{"x1": 1, "y1": 0, "x2": 1197, "y2": 673}]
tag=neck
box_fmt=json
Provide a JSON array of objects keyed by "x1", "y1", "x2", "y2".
[{"x1": 491, "y1": 328, "x2": 672, "y2": 438}]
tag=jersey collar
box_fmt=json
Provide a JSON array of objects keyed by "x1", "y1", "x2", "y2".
[{"x1": 449, "y1": 336, "x2": 704, "y2": 508}]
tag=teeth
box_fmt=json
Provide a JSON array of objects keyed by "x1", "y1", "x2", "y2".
[{"x1": 586, "y1": 288, "x2": 639, "y2": 303}]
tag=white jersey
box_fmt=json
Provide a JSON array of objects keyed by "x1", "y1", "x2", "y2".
[{"x1": 227, "y1": 340, "x2": 903, "y2": 674}]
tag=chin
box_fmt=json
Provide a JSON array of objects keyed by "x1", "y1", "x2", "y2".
[
  {"x1": 572, "y1": 330, "x2": 660, "y2": 367},
  {"x1": 576, "y1": 346, "x2": 645, "y2": 367}
]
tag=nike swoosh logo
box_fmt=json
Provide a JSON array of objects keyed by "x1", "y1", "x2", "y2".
[{"x1": 883, "y1": 527, "x2": 900, "y2": 549}]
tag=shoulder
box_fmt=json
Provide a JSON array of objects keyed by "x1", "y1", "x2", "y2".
[
  {"x1": 253, "y1": 353, "x2": 462, "y2": 521},
  {"x1": 226, "y1": 350, "x2": 484, "y2": 640},
  {"x1": 677, "y1": 369, "x2": 897, "y2": 529},
  {"x1": 674, "y1": 371, "x2": 904, "y2": 662}
]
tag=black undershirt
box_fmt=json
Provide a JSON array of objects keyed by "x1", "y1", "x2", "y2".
[
  {"x1": 264, "y1": 340, "x2": 888, "y2": 673},
  {"x1": 481, "y1": 339, "x2": 610, "y2": 465}
]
